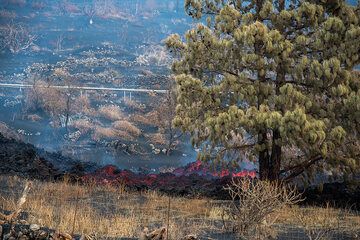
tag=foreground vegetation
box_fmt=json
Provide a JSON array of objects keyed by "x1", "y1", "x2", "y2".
[{"x1": 0, "y1": 175, "x2": 359, "y2": 239}]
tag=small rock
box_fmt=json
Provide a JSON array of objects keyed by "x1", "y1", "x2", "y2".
[
  {"x1": 61, "y1": 232, "x2": 73, "y2": 240},
  {"x1": 29, "y1": 224, "x2": 40, "y2": 232},
  {"x1": 20, "y1": 228, "x2": 28, "y2": 235},
  {"x1": 183, "y1": 234, "x2": 198, "y2": 240},
  {"x1": 19, "y1": 219, "x2": 28, "y2": 225},
  {"x1": 37, "y1": 230, "x2": 48, "y2": 239},
  {"x1": 153, "y1": 148, "x2": 161, "y2": 154},
  {"x1": 18, "y1": 235, "x2": 28, "y2": 240},
  {"x1": 80, "y1": 234, "x2": 91, "y2": 240},
  {"x1": 31, "y1": 45, "x2": 41, "y2": 52},
  {"x1": 4, "y1": 233, "x2": 12, "y2": 240}
]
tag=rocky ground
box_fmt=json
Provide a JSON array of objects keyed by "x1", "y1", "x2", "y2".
[
  {"x1": 0, "y1": 133, "x2": 93, "y2": 180},
  {"x1": 0, "y1": 223, "x2": 64, "y2": 240},
  {"x1": 0, "y1": 133, "x2": 62, "y2": 180},
  {"x1": 0, "y1": 223, "x2": 197, "y2": 240}
]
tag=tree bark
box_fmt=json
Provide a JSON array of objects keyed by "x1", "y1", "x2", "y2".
[
  {"x1": 264, "y1": 0, "x2": 285, "y2": 181},
  {"x1": 269, "y1": 129, "x2": 281, "y2": 180},
  {"x1": 65, "y1": 94, "x2": 70, "y2": 130},
  {"x1": 258, "y1": 131, "x2": 270, "y2": 180}
]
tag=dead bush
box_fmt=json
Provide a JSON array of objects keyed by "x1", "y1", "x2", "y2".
[
  {"x1": 72, "y1": 119, "x2": 93, "y2": 134},
  {"x1": 123, "y1": 99, "x2": 146, "y2": 112},
  {"x1": 4, "y1": 0, "x2": 26, "y2": 7},
  {"x1": 0, "y1": 122, "x2": 22, "y2": 141},
  {"x1": 37, "y1": 87, "x2": 67, "y2": 116},
  {"x1": 0, "y1": 23, "x2": 37, "y2": 53},
  {"x1": 114, "y1": 129, "x2": 135, "y2": 141},
  {"x1": 53, "y1": 67, "x2": 69, "y2": 77},
  {"x1": 58, "y1": 0, "x2": 80, "y2": 14},
  {"x1": 224, "y1": 178, "x2": 303, "y2": 240},
  {"x1": 112, "y1": 120, "x2": 141, "y2": 137},
  {"x1": 146, "y1": 133, "x2": 167, "y2": 146},
  {"x1": 26, "y1": 114, "x2": 42, "y2": 122},
  {"x1": 92, "y1": 127, "x2": 117, "y2": 140},
  {"x1": 146, "y1": 83, "x2": 182, "y2": 153},
  {"x1": 130, "y1": 114, "x2": 154, "y2": 126},
  {"x1": 73, "y1": 94, "x2": 93, "y2": 114},
  {"x1": 0, "y1": 10, "x2": 17, "y2": 18},
  {"x1": 92, "y1": 127, "x2": 133, "y2": 141},
  {"x1": 31, "y1": 1, "x2": 46, "y2": 10},
  {"x1": 98, "y1": 105, "x2": 124, "y2": 121}
]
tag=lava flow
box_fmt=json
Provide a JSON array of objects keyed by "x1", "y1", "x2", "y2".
[{"x1": 83, "y1": 161, "x2": 256, "y2": 197}]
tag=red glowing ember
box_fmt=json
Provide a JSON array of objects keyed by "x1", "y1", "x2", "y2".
[
  {"x1": 82, "y1": 160, "x2": 256, "y2": 197},
  {"x1": 173, "y1": 160, "x2": 256, "y2": 178}
]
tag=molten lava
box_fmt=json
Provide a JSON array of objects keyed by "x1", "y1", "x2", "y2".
[{"x1": 83, "y1": 161, "x2": 256, "y2": 197}]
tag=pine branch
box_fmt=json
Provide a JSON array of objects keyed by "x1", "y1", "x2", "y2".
[{"x1": 282, "y1": 155, "x2": 323, "y2": 181}]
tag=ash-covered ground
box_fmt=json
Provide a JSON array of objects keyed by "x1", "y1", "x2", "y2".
[{"x1": 0, "y1": 0, "x2": 203, "y2": 172}]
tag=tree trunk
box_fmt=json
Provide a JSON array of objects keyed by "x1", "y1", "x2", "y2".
[
  {"x1": 269, "y1": 129, "x2": 281, "y2": 181},
  {"x1": 65, "y1": 95, "x2": 70, "y2": 130},
  {"x1": 258, "y1": 129, "x2": 282, "y2": 181},
  {"x1": 65, "y1": 111, "x2": 69, "y2": 130},
  {"x1": 258, "y1": 131, "x2": 270, "y2": 180}
]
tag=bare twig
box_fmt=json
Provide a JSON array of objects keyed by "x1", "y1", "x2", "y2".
[
  {"x1": 0, "y1": 22, "x2": 37, "y2": 53},
  {"x1": 166, "y1": 196, "x2": 171, "y2": 240},
  {"x1": 140, "y1": 227, "x2": 166, "y2": 240},
  {"x1": 0, "y1": 181, "x2": 32, "y2": 222},
  {"x1": 224, "y1": 178, "x2": 303, "y2": 239}
]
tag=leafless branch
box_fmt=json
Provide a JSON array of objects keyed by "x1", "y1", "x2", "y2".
[
  {"x1": 0, "y1": 23, "x2": 37, "y2": 53},
  {"x1": 224, "y1": 178, "x2": 303, "y2": 239},
  {"x1": 0, "y1": 181, "x2": 32, "y2": 222}
]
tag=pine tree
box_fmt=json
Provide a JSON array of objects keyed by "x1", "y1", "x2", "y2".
[{"x1": 166, "y1": 0, "x2": 360, "y2": 181}]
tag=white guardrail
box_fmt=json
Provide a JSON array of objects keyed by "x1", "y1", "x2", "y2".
[{"x1": 0, "y1": 83, "x2": 168, "y2": 93}]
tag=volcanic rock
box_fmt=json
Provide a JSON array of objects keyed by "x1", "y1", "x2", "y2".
[
  {"x1": 82, "y1": 165, "x2": 236, "y2": 198},
  {"x1": 0, "y1": 223, "x2": 74, "y2": 240},
  {"x1": 30, "y1": 224, "x2": 40, "y2": 232},
  {"x1": 0, "y1": 133, "x2": 96, "y2": 180},
  {"x1": 302, "y1": 181, "x2": 360, "y2": 209},
  {"x1": 0, "y1": 133, "x2": 61, "y2": 180}
]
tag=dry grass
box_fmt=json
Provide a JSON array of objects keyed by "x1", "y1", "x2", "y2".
[
  {"x1": 92, "y1": 126, "x2": 134, "y2": 141},
  {"x1": 123, "y1": 99, "x2": 146, "y2": 112},
  {"x1": 112, "y1": 120, "x2": 141, "y2": 137},
  {"x1": 130, "y1": 114, "x2": 155, "y2": 126},
  {"x1": 146, "y1": 133, "x2": 167, "y2": 146},
  {"x1": 0, "y1": 176, "x2": 212, "y2": 239},
  {"x1": 0, "y1": 176, "x2": 359, "y2": 240},
  {"x1": 26, "y1": 114, "x2": 42, "y2": 122},
  {"x1": 73, "y1": 95, "x2": 94, "y2": 115},
  {"x1": 3, "y1": 0, "x2": 26, "y2": 7},
  {"x1": 0, "y1": 9, "x2": 17, "y2": 18},
  {"x1": 0, "y1": 122, "x2": 22, "y2": 141},
  {"x1": 72, "y1": 119, "x2": 94, "y2": 134},
  {"x1": 277, "y1": 205, "x2": 360, "y2": 239},
  {"x1": 92, "y1": 126, "x2": 118, "y2": 140},
  {"x1": 98, "y1": 105, "x2": 124, "y2": 121}
]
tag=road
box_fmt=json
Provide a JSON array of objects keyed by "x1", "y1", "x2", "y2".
[{"x1": 0, "y1": 83, "x2": 168, "y2": 93}]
